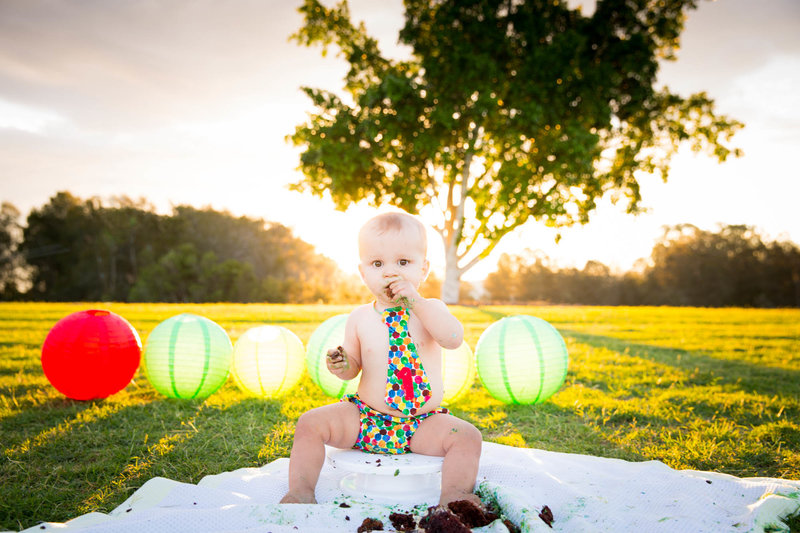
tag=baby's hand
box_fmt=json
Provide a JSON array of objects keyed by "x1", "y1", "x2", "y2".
[
  {"x1": 326, "y1": 346, "x2": 349, "y2": 372},
  {"x1": 385, "y1": 276, "x2": 418, "y2": 309}
]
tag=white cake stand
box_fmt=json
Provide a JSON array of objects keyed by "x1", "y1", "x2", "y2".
[{"x1": 325, "y1": 446, "x2": 444, "y2": 505}]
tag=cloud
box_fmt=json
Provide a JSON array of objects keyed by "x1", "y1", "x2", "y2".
[
  {"x1": 658, "y1": 0, "x2": 800, "y2": 95},
  {"x1": 0, "y1": 0, "x2": 331, "y2": 130}
]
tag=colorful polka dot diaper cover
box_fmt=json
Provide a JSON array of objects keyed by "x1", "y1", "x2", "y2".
[{"x1": 343, "y1": 393, "x2": 447, "y2": 454}]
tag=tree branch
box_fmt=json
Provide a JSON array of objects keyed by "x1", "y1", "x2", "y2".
[{"x1": 459, "y1": 225, "x2": 515, "y2": 276}]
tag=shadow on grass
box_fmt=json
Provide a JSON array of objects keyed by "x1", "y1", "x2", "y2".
[
  {"x1": 471, "y1": 307, "x2": 513, "y2": 323},
  {"x1": 0, "y1": 391, "x2": 104, "y2": 452},
  {"x1": 448, "y1": 384, "x2": 647, "y2": 465},
  {"x1": 561, "y1": 329, "x2": 800, "y2": 399},
  {"x1": 0, "y1": 341, "x2": 43, "y2": 350},
  {"x1": 0, "y1": 394, "x2": 288, "y2": 530},
  {"x1": 543, "y1": 330, "x2": 800, "y2": 480}
]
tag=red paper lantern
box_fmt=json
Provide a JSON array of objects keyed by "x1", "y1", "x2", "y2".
[{"x1": 41, "y1": 309, "x2": 142, "y2": 400}]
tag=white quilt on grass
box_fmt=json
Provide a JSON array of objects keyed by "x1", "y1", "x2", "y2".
[{"x1": 15, "y1": 442, "x2": 800, "y2": 533}]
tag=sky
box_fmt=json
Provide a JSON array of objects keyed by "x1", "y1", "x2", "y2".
[{"x1": 1, "y1": 0, "x2": 799, "y2": 281}]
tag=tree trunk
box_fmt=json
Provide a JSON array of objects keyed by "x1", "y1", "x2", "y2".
[{"x1": 441, "y1": 241, "x2": 461, "y2": 304}]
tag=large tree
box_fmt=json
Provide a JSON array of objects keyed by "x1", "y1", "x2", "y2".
[{"x1": 288, "y1": 0, "x2": 742, "y2": 303}]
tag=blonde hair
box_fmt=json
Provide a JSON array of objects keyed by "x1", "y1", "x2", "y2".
[{"x1": 359, "y1": 212, "x2": 427, "y2": 254}]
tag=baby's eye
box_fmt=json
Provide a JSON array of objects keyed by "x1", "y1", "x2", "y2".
[
  {"x1": 372, "y1": 260, "x2": 383, "y2": 268},
  {"x1": 398, "y1": 259, "x2": 409, "y2": 266}
]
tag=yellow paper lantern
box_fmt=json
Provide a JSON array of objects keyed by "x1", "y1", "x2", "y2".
[
  {"x1": 231, "y1": 325, "x2": 305, "y2": 397},
  {"x1": 441, "y1": 340, "x2": 475, "y2": 405},
  {"x1": 305, "y1": 314, "x2": 359, "y2": 398}
]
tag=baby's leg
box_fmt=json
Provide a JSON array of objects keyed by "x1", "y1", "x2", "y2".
[
  {"x1": 411, "y1": 413, "x2": 482, "y2": 506},
  {"x1": 280, "y1": 401, "x2": 360, "y2": 504}
]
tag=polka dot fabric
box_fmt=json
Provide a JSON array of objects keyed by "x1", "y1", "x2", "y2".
[
  {"x1": 343, "y1": 393, "x2": 448, "y2": 454},
  {"x1": 382, "y1": 306, "x2": 431, "y2": 416}
]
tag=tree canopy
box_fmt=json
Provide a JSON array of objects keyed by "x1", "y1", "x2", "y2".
[{"x1": 288, "y1": 0, "x2": 742, "y2": 302}]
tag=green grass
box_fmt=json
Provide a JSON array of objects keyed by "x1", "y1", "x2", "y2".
[{"x1": 1, "y1": 303, "x2": 799, "y2": 531}]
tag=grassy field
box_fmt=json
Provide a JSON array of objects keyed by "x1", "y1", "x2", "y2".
[{"x1": 1, "y1": 302, "x2": 799, "y2": 531}]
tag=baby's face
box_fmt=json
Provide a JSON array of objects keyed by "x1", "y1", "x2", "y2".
[{"x1": 358, "y1": 225, "x2": 429, "y2": 303}]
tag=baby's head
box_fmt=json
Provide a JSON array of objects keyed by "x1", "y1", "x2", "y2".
[
  {"x1": 358, "y1": 212, "x2": 429, "y2": 296},
  {"x1": 358, "y1": 212, "x2": 427, "y2": 259}
]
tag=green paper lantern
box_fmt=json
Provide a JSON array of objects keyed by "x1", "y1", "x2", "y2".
[
  {"x1": 143, "y1": 313, "x2": 232, "y2": 399},
  {"x1": 475, "y1": 315, "x2": 568, "y2": 405},
  {"x1": 231, "y1": 325, "x2": 305, "y2": 398},
  {"x1": 441, "y1": 340, "x2": 475, "y2": 405},
  {"x1": 305, "y1": 314, "x2": 359, "y2": 398}
]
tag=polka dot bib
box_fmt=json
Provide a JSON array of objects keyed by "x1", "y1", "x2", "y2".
[{"x1": 382, "y1": 306, "x2": 431, "y2": 416}]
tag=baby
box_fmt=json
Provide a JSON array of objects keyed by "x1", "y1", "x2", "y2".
[{"x1": 280, "y1": 211, "x2": 482, "y2": 506}]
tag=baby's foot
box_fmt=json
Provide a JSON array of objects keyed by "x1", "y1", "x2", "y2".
[{"x1": 280, "y1": 490, "x2": 317, "y2": 504}]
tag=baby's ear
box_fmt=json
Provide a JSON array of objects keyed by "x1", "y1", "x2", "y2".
[{"x1": 422, "y1": 259, "x2": 430, "y2": 281}]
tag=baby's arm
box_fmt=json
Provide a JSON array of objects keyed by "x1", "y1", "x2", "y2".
[
  {"x1": 325, "y1": 312, "x2": 362, "y2": 380},
  {"x1": 410, "y1": 298, "x2": 463, "y2": 350}
]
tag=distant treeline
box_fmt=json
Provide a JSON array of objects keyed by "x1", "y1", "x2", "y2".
[
  {"x1": 2, "y1": 194, "x2": 799, "y2": 307},
  {"x1": 484, "y1": 224, "x2": 800, "y2": 307},
  {"x1": 1, "y1": 193, "x2": 368, "y2": 303}
]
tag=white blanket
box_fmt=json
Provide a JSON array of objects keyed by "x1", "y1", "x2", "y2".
[{"x1": 16, "y1": 442, "x2": 800, "y2": 532}]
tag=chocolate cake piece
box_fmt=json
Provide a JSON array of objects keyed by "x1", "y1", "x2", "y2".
[
  {"x1": 447, "y1": 499, "x2": 498, "y2": 528},
  {"x1": 419, "y1": 506, "x2": 470, "y2": 533},
  {"x1": 389, "y1": 511, "x2": 416, "y2": 531},
  {"x1": 356, "y1": 517, "x2": 383, "y2": 532}
]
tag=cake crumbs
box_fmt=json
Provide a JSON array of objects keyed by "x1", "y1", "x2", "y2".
[{"x1": 538, "y1": 505, "x2": 554, "y2": 528}]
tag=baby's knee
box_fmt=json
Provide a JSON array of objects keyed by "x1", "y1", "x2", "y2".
[
  {"x1": 451, "y1": 420, "x2": 483, "y2": 450},
  {"x1": 294, "y1": 409, "x2": 325, "y2": 439}
]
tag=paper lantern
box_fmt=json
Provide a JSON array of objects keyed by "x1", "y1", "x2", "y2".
[
  {"x1": 441, "y1": 340, "x2": 475, "y2": 404},
  {"x1": 305, "y1": 314, "x2": 359, "y2": 398},
  {"x1": 41, "y1": 309, "x2": 142, "y2": 400},
  {"x1": 143, "y1": 313, "x2": 232, "y2": 399},
  {"x1": 475, "y1": 315, "x2": 568, "y2": 405},
  {"x1": 231, "y1": 325, "x2": 305, "y2": 397}
]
